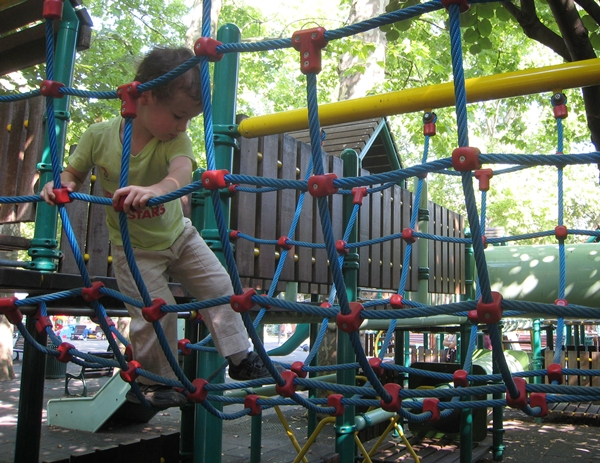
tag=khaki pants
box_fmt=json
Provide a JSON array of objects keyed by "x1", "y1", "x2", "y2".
[{"x1": 112, "y1": 219, "x2": 250, "y2": 384}]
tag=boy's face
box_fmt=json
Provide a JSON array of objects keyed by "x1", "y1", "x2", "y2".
[{"x1": 139, "y1": 90, "x2": 203, "y2": 142}]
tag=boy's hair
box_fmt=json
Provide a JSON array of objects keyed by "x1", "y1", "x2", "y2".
[{"x1": 135, "y1": 47, "x2": 202, "y2": 103}]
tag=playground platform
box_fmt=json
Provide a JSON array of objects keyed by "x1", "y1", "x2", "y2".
[{"x1": 2, "y1": 351, "x2": 600, "y2": 463}]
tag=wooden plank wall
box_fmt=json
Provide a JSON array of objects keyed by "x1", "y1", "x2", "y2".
[
  {"x1": 234, "y1": 135, "x2": 465, "y2": 296},
  {"x1": 0, "y1": 96, "x2": 45, "y2": 223},
  {"x1": 545, "y1": 349, "x2": 600, "y2": 387}
]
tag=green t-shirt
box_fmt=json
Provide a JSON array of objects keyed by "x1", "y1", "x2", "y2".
[{"x1": 68, "y1": 117, "x2": 197, "y2": 250}]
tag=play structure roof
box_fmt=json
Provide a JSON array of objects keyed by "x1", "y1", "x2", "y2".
[
  {"x1": 287, "y1": 117, "x2": 403, "y2": 175},
  {"x1": 0, "y1": 0, "x2": 92, "y2": 76}
]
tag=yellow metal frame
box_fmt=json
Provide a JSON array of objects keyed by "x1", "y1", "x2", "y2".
[{"x1": 238, "y1": 58, "x2": 600, "y2": 138}]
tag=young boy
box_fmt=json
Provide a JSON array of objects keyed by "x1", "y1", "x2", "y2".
[{"x1": 41, "y1": 47, "x2": 279, "y2": 409}]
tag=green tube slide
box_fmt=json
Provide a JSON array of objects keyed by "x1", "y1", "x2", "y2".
[{"x1": 267, "y1": 324, "x2": 310, "y2": 356}]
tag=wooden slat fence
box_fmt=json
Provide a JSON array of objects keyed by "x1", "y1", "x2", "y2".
[{"x1": 545, "y1": 348, "x2": 600, "y2": 387}]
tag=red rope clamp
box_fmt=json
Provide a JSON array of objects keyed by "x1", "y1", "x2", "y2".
[
  {"x1": 117, "y1": 81, "x2": 141, "y2": 118},
  {"x1": 40, "y1": 80, "x2": 65, "y2": 98},
  {"x1": 552, "y1": 93, "x2": 568, "y2": 119},
  {"x1": 244, "y1": 394, "x2": 262, "y2": 416},
  {"x1": 369, "y1": 357, "x2": 384, "y2": 377},
  {"x1": 194, "y1": 37, "x2": 224, "y2": 62},
  {"x1": 335, "y1": 240, "x2": 348, "y2": 255},
  {"x1": 51, "y1": 187, "x2": 72, "y2": 204},
  {"x1": 401, "y1": 228, "x2": 416, "y2": 244},
  {"x1": 119, "y1": 360, "x2": 141, "y2": 382},
  {"x1": 142, "y1": 298, "x2": 167, "y2": 322},
  {"x1": 230, "y1": 288, "x2": 257, "y2": 313},
  {"x1": 178, "y1": 338, "x2": 192, "y2": 356},
  {"x1": 336, "y1": 302, "x2": 364, "y2": 333},
  {"x1": 422, "y1": 398, "x2": 440, "y2": 421},
  {"x1": 0, "y1": 296, "x2": 22, "y2": 324},
  {"x1": 452, "y1": 146, "x2": 481, "y2": 171},
  {"x1": 547, "y1": 363, "x2": 563, "y2": 384},
  {"x1": 327, "y1": 394, "x2": 345, "y2": 416},
  {"x1": 453, "y1": 369, "x2": 469, "y2": 388},
  {"x1": 36, "y1": 315, "x2": 53, "y2": 334},
  {"x1": 201, "y1": 169, "x2": 230, "y2": 190},
  {"x1": 352, "y1": 187, "x2": 368, "y2": 205},
  {"x1": 291, "y1": 27, "x2": 328, "y2": 75},
  {"x1": 474, "y1": 169, "x2": 493, "y2": 192},
  {"x1": 43, "y1": 0, "x2": 63, "y2": 19},
  {"x1": 423, "y1": 112, "x2": 436, "y2": 136},
  {"x1": 278, "y1": 236, "x2": 293, "y2": 251},
  {"x1": 82, "y1": 281, "x2": 105, "y2": 302},
  {"x1": 291, "y1": 361, "x2": 307, "y2": 378},
  {"x1": 555, "y1": 225, "x2": 568, "y2": 241},
  {"x1": 380, "y1": 383, "x2": 402, "y2": 412},
  {"x1": 188, "y1": 378, "x2": 209, "y2": 403},
  {"x1": 308, "y1": 173, "x2": 338, "y2": 197},
  {"x1": 554, "y1": 298, "x2": 568, "y2": 307},
  {"x1": 506, "y1": 377, "x2": 527, "y2": 409},
  {"x1": 476, "y1": 291, "x2": 503, "y2": 324},
  {"x1": 56, "y1": 342, "x2": 74, "y2": 363},
  {"x1": 530, "y1": 392, "x2": 548, "y2": 417},
  {"x1": 275, "y1": 371, "x2": 298, "y2": 398},
  {"x1": 389, "y1": 294, "x2": 404, "y2": 309},
  {"x1": 441, "y1": 0, "x2": 470, "y2": 13},
  {"x1": 229, "y1": 230, "x2": 241, "y2": 240}
]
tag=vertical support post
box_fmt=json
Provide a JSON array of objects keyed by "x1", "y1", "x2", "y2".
[
  {"x1": 459, "y1": 323, "x2": 472, "y2": 463},
  {"x1": 194, "y1": 23, "x2": 241, "y2": 463},
  {"x1": 307, "y1": 296, "x2": 319, "y2": 437},
  {"x1": 492, "y1": 323, "x2": 505, "y2": 461},
  {"x1": 336, "y1": 149, "x2": 360, "y2": 462},
  {"x1": 462, "y1": 229, "x2": 475, "y2": 301},
  {"x1": 180, "y1": 318, "x2": 199, "y2": 463},
  {"x1": 566, "y1": 324, "x2": 573, "y2": 347},
  {"x1": 415, "y1": 178, "x2": 429, "y2": 305},
  {"x1": 31, "y1": 2, "x2": 80, "y2": 271},
  {"x1": 395, "y1": 330, "x2": 406, "y2": 386},
  {"x1": 15, "y1": 316, "x2": 48, "y2": 463},
  {"x1": 531, "y1": 320, "x2": 542, "y2": 384},
  {"x1": 546, "y1": 325, "x2": 554, "y2": 351}
]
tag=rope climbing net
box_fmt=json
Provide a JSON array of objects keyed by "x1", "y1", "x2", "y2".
[{"x1": 2, "y1": 0, "x2": 600, "y2": 433}]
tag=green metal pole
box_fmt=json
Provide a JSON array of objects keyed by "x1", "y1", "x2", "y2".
[
  {"x1": 336, "y1": 149, "x2": 360, "y2": 462},
  {"x1": 492, "y1": 325, "x2": 505, "y2": 461},
  {"x1": 462, "y1": 229, "x2": 475, "y2": 301},
  {"x1": 531, "y1": 320, "x2": 542, "y2": 384},
  {"x1": 180, "y1": 317, "x2": 199, "y2": 463},
  {"x1": 30, "y1": 1, "x2": 80, "y2": 271},
  {"x1": 194, "y1": 23, "x2": 241, "y2": 463},
  {"x1": 307, "y1": 295, "x2": 319, "y2": 437},
  {"x1": 459, "y1": 323, "x2": 472, "y2": 463}
]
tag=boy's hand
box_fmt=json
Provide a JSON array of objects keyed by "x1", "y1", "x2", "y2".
[
  {"x1": 112, "y1": 185, "x2": 161, "y2": 214},
  {"x1": 39, "y1": 180, "x2": 78, "y2": 206}
]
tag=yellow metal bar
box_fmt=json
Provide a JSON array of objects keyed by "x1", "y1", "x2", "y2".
[
  {"x1": 238, "y1": 58, "x2": 600, "y2": 138},
  {"x1": 274, "y1": 405, "x2": 309, "y2": 463},
  {"x1": 292, "y1": 417, "x2": 336, "y2": 463},
  {"x1": 354, "y1": 433, "x2": 374, "y2": 463}
]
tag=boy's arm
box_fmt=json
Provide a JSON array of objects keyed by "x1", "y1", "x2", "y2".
[
  {"x1": 112, "y1": 156, "x2": 193, "y2": 213},
  {"x1": 40, "y1": 165, "x2": 89, "y2": 206}
]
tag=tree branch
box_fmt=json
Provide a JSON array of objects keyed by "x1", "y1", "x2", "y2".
[
  {"x1": 575, "y1": 0, "x2": 600, "y2": 25},
  {"x1": 502, "y1": 0, "x2": 571, "y2": 61}
]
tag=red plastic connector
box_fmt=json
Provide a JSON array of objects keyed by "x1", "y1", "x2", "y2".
[
  {"x1": 553, "y1": 105, "x2": 568, "y2": 119},
  {"x1": 120, "y1": 360, "x2": 141, "y2": 382},
  {"x1": 0, "y1": 296, "x2": 21, "y2": 324},
  {"x1": 36, "y1": 315, "x2": 52, "y2": 334},
  {"x1": 40, "y1": 80, "x2": 65, "y2": 98},
  {"x1": 117, "y1": 81, "x2": 141, "y2": 118},
  {"x1": 275, "y1": 370, "x2": 298, "y2": 397},
  {"x1": 230, "y1": 288, "x2": 257, "y2": 313},
  {"x1": 424, "y1": 122, "x2": 436, "y2": 137},
  {"x1": 142, "y1": 298, "x2": 167, "y2": 323},
  {"x1": 474, "y1": 169, "x2": 493, "y2": 192},
  {"x1": 201, "y1": 169, "x2": 230, "y2": 190},
  {"x1": 194, "y1": 37, "x2": 224, "y2": 62},
  {"x1": 369, "y1": 357, "x2": 384, "y2": 376},
  {"x1": 529, "y1": 392, "x2": 548, "y2": 417},
  {"x1": 328, "y1": 393, "x2": 345, "y2": 416},
  {"x1": 422, "y1": 398, "x2": 440, "y2": 421},
  {"x1": 320, "y1": 302, "x2": 332, "y2": 309},
  {"x1": 178, "y1": 338, "x2": 192, "y2": 356},
  {"x1": 467, "y1": 309, "x2": 479, "y2": 324},
  {"x1": 228, "y1": 184, "x2": 238, "y2": 194},
  {"x1": 307, "y1": 173, "x2": 338, "y2": 197},
  {"x1": 476, "y1": 291, "x2": 503, "y2": 324},
  {"x1": 481, "y1": 235, "x2": 488, "y2": 249},
  {"x1": 547, "y1": 363, "x2": 563, "y2": 384},
  {"x1": 555, "y1": 225, "x2": 568, "y2": 241},
  {"x1": 43, "y1": 0, "x2": 63, "y2": 19},
  {"x1": 82, "y1": 281, "x2": 105, "y2": 302},
  {"x1": 336, "y1": 302, "x2": 364, "y2": 333},
  {"x1": 401, "y1": 228, "x2": 416, "y2": 244},
  {"x1": 112, "y1": 196, "x2": 136, "y2": 213},
  {"x1": 229, "y1": 230, "x2": 240, "y2": 240},
  {"x1": 124, "y1": 344, "x2": 133, "y2": 361},
  {"x1": 244, "y1": 394, "x2": 262, "y2": 416},
  {"x1": 452, "y1": 147, "x2": 481, "y2": 171},
  {"x1": 441, "y1": 0, "x2": 470, "y2": 13},
  {"x1": 389, "y1": 293, "x2": 404, "y2": 309},
  {"x1": 188, "y1": 378, "x2": 209, "y2": 403},
  {"x1": 506, "y1": 377, "x2": 527, "y2": 409},
  {"x1": 278, "y1": 236, "x2": 293, "y2": 251},
  {"x1": 291, "y1": 27, "x2": 328, "y2": 74},
  {"x1": 52, "y1": 187, "x2": 72, "y2": 204},
  {"x1": 453, "y1": 369, "x2": 469, "y2": 387},
  {"x1": 380, "y1": 383, "x2": 402, "y2": 413},
  {"x1": 335, "y1": 240, "x2": 348, "y2": 255},
  {"x1": 554, "y1": 298, "x2": 568, "y2": 307},
  {"x1": 352, "y1": 187, "x2": 368, "y2": 206},
  {"x1": 56, "y1": 342, "x2": 74, "y2": 362},
  {"x1": 291, "y1": 361, "x2": 307, "y2": 378}
]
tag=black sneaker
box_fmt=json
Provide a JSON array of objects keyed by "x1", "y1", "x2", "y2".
[
  {"x1": 126, "y1": 383, "x2": 187, "y2": 409},
  {"x1": 228, "y1": 352, "x2": 284, "y2": 381}
]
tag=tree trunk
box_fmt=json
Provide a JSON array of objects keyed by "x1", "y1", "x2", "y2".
[
  {"x1": 338, "y1": 0, "x2": 387, "y2": 100},
  {"x1": 185, "y1": 0, "x2": 223, "y2": 48}
]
